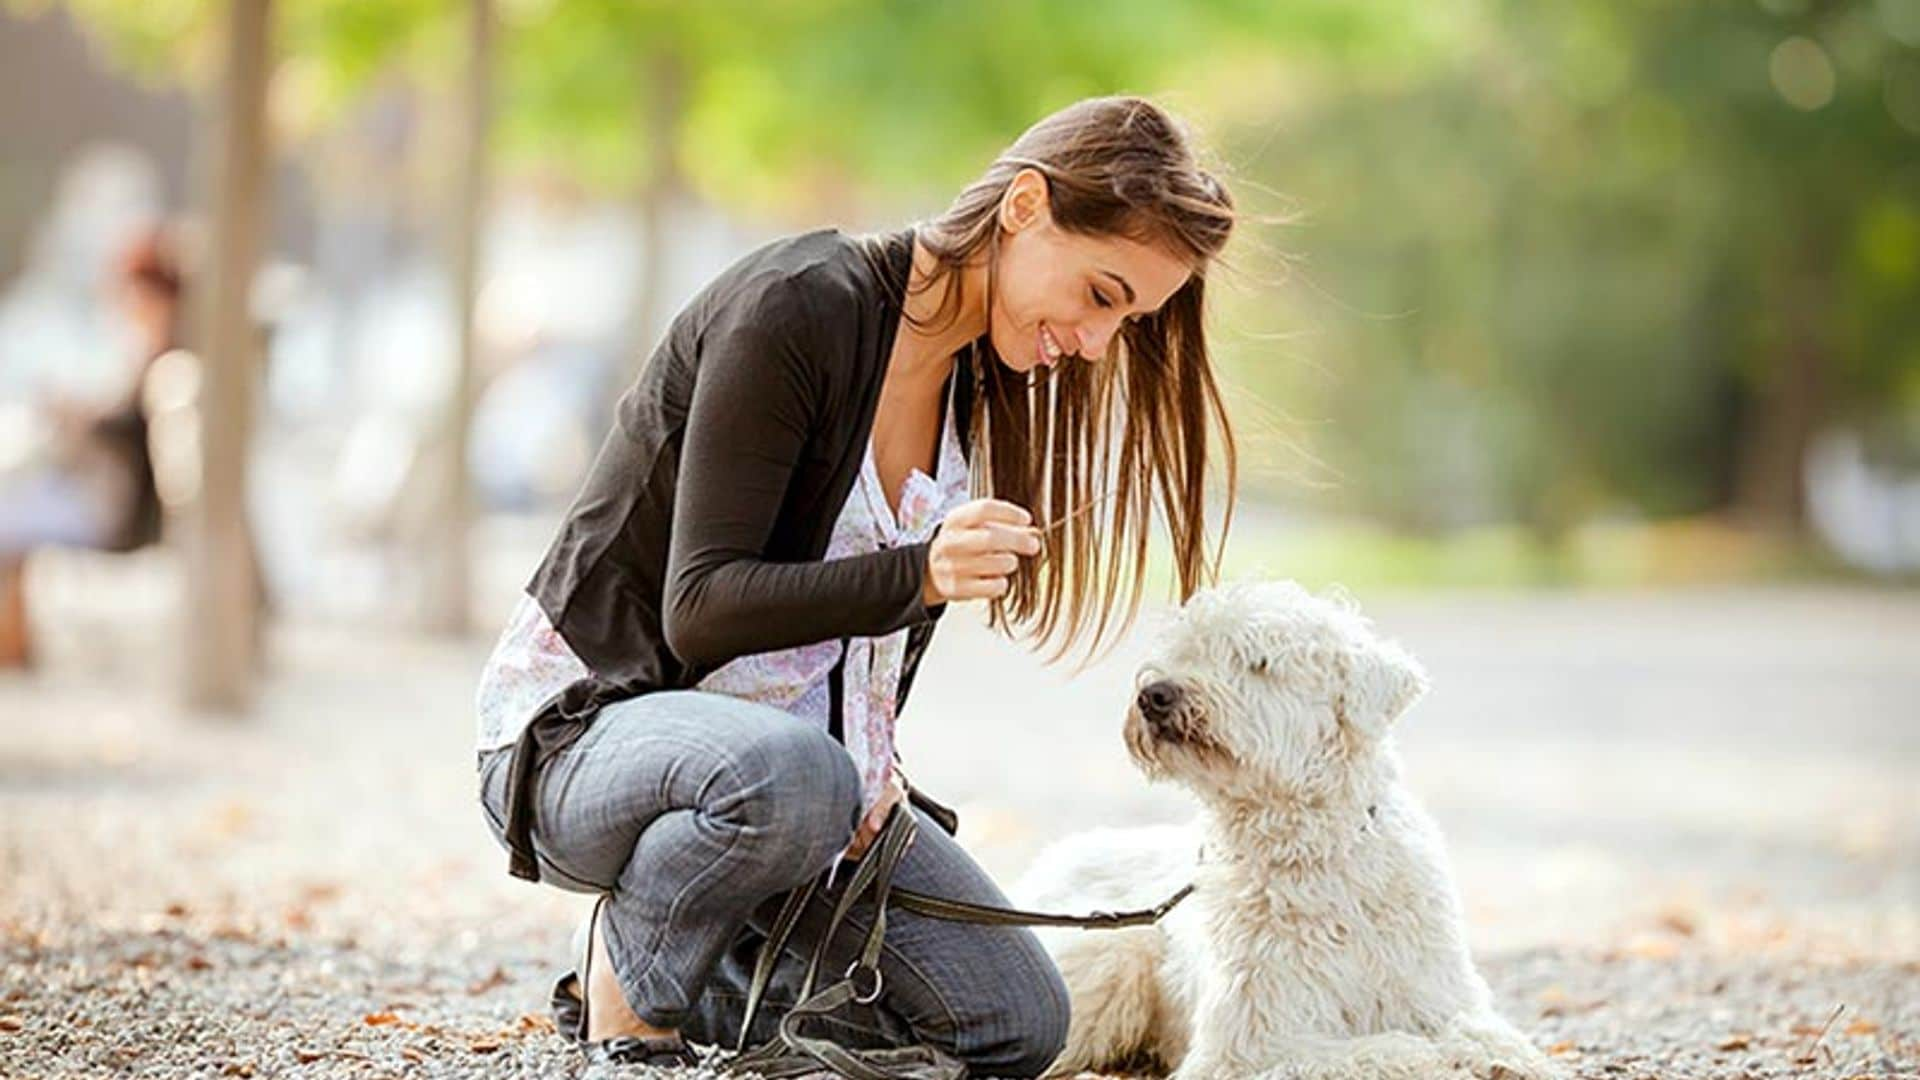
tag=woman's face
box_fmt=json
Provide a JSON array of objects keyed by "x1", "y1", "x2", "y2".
[{"x1": 987, "y1": 168, "x2": 1194, "y2": 375}]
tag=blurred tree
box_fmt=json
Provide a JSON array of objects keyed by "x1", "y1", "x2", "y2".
[
  {"x1": 27, "y1": 0, "x2": 1913, "y2": 558},
  {"x1": 1232, "y1": 0, "x2": 1920, "y2": 542},
  {"x1": 14, "y1": 0, "x2": 1450, "y2": 358},
  {"x1": 490, "y1": 0, "x2": 1451, "y2": 379},
  {"x1": 14, "y1": 0, "x2": 1446, "y2": 500}
]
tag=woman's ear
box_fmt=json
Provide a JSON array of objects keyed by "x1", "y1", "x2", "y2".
[
  {"x1": 1333, "y1": 637, "x2": 1429, "y2": 740},
  {"x1": 999, "y1": 167, "x2": 1052, "y2": 233}
]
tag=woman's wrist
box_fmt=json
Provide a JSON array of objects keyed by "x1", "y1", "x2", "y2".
[{"x1": 919, "y1": 524, "x2": 947, "y2": 610}]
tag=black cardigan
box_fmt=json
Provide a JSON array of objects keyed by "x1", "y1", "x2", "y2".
[{"x1": 499, "y1": 225, "x2": 977, "y2": 883}]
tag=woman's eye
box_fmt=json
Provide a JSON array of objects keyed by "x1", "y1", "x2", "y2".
[{"x1": 1090, "y1": 286, "x2": 1113, "y2": 309}]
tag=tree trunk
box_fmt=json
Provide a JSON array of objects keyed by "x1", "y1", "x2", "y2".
[
  {"x1": 623, "y1": 49, "x2": 687, "y2": 388},
  {"x1": 419, "y1": 0, "x2": 492, "y2": 635},
  {"x1": 183, "y1": 0, "x2": 271, "y2": 712},
  {"x1": 1734, "y1": 232, "x2": 1832, "y2": 534}
]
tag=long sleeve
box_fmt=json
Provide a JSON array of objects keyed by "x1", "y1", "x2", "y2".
[{"x1": 662, "y1": 275, "x2": 937, "y2": 669}]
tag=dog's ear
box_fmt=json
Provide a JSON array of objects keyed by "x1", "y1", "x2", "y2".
[
  {"x1": 1319, "y1": 583, "x2": 1361, "y2": 615},
  {"x1": 1334, "y1": 638, "x2": 1429, "y2": 738}
]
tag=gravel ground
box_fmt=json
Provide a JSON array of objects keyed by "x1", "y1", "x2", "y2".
[
  {"x1": 3, "y1": 924, "x2": 1914, "y2": 1078},
  {"x1": 2, "y1": 571, "x2": 1915, "y2": 1078}
]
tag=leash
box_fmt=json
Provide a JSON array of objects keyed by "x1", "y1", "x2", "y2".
[{"x1": 718, "y1": 805, "x2": 1194, "y2": 1079}]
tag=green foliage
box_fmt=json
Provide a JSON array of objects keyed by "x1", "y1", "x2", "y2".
[
  {"x1": 1223, "y1": 0, "x2": 1920, "y2": 537},
  {"x1": 32, "y1": 0, "x2": 1915, "y2": 549},
  {"x1": 27, "y1": 0, "x2": 1444, "y2": 204}
]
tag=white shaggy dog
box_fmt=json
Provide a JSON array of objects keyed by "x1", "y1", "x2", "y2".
[{"x1": 1012, "y1": 581, "x2": 1562, "y2": 1080}]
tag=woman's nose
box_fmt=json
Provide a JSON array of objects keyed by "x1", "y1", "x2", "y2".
[
  {"x1": 1055, "y1": 324, "x2": 1088, "y2": 360},
  {"x1": 1076, "y1": 317, "x2": 1125, "y2": 361}
]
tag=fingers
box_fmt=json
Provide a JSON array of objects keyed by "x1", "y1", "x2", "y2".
[
  {"x1": 950, "y1": 497, "x2": 1032, "y2": 528},
  {"x1": 937, "y1": 547, "x2": 1021, "y2": 575},
  {"x1": 937, "y1": 575, "x2": 1012, "y2": 601},
  {"x1": 936, "y1": 521, "x2": 1040, "y2": 575},
  {"x1": 947, "y1": 522, "x2": 1041, "y2": 558},
  {"x1": 844, "y1": 781, "x2": 908, "y2": 863},
  {"x1": 925, "y1": 498, "x2": 1042, "y2": 607}
]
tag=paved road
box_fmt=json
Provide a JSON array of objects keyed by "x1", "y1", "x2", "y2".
[{"x1": 900, "y1": 587, "x2": 1920, "y2": 960}]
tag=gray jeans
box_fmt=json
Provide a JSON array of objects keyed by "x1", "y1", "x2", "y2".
[{"x1": 477, "y1": 689, "x2": 1070, "y2": 1078}]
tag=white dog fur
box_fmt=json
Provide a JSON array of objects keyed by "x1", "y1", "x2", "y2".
[{"x1": 1011, "y1": 581, "x2": 1563, "y2": 1080}]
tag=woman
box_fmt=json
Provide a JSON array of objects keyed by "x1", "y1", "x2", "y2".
[
  {"x1": 475, "y1": 95, "x2": 1237, "y2": 1076},
  {"x1": 0, "y1": 227, "x2": 174, "y2": 668}
]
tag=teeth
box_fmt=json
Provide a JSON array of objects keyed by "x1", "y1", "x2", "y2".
[{"x1": 1041, "y1": 326, "x2": 1063, "y2": 359}]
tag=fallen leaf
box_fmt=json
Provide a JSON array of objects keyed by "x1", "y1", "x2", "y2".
[
  {"x1": 466, "y1": 966, "x2": 509, "y2": 995},
  {"x1": 468, "y1": 1037, "x2": 502, "y2": 1054},
  {"x1": 283, "y1": 907, "x2": 312, "y2": 932},
  {"x1": 297, "y1": 882, "x2": 342, "y2": 905},
  {"x1": 185, "y1": 955, "x2": 212, "y2": 971},
  {"x1": 1717, "y1": 1035, "x2": 1752, "y2": 1051},
  {"x1": 293, "y1": 1050, "x2": 325, "y2": 1065},
  {"x1": 163, "y1": 902, "x2": 189, "y2": 918},
  {"x1": 1626, "y1": 934, "x2": 1680, "y2": 960},
  {"x1": 1844, "y1": 1019, "x2": 1879, "y2": 1036},
  {"x1": 0, "y1": 1016, "x2": 23, "y2": 1033},
  {"x1": 362, "y1": 1012, "x2": 401, "y2": 1027},
  {"x1": 516, "y1": 1013, "x2": 555, "y2": 1035},
  {"x1": 1546, "y1": 1041, "x2": 1577, "y2": 1056},
  {"x1": 205, "y1": 799, "x2": 255, "y2": 839},
  {"x1": 1657, "y1": 908, "x2": 1698, "y2": 936},
  {"x1": 400, "y1": 1047, "x2": 426, "y2": 1064}
]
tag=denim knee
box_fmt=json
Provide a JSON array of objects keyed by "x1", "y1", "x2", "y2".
[
  {"x1": 984, "y1": 952, "x2": 1072, "y2": 1079},
  {"x1": 715, "y1": 720, "x2": 862, "y2": 874}
]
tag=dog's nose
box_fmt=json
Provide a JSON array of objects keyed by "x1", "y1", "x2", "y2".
[{"x1": 1137, "y1": 680, "x2": 1184, "y2": 719}]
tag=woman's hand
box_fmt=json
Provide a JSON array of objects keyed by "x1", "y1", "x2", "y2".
[
  {"x1": 921, "y1": 498, "x2": 1042, "y2": 608},
  {"x1": 844, "y1": 766, "x2": 911, "y2": 863}
]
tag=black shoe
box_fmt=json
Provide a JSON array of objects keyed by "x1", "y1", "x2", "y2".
[
  {"x1": 549, "y1": 969, "x2": 585, "y2": 1044},
  {"x1": 565, "y1": 893, "x2": 701, "y2": 1068},
  {"x1": 550, "y1": 972, "x2": 699, "y2": 1066},
  {"x1": 584, "y1": 1032, "x2": 702, "y2": 1067}
]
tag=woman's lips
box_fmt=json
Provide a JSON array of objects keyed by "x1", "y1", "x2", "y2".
[{"x1": 1037, "y1": 323, "x2": 1066, "y2": 367}]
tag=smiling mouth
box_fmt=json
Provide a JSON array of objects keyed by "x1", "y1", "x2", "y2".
[{"x1": 1038, "y1": 323, "x2": 1066, "y2": 365}]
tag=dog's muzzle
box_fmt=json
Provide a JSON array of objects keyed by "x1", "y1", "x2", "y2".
[{"x1": 1137, "y1": 680, "x2": 1194, "y2": 740}]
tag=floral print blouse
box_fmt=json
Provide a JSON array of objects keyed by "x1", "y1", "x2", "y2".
[{"x1": 475, "y1": 376, "x2": 970, "y2": 871}]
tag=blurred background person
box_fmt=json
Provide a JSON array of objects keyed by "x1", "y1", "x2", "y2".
[{"x1": 0, "y1": 225, "x2": 176, "y2": 667}]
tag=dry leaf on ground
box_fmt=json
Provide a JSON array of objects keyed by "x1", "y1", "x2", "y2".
[{"x1": 465, "y1": 966, "x2": 509, "y2": 995}]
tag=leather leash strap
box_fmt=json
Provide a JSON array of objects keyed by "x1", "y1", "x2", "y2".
[{"x1": 719, "y1": 806, "x2": 1193, "y2": 1079}]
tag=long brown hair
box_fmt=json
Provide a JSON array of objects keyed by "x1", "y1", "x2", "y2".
[{"x1": 901, "y1": 95, "x2": 1238, "y2": 665}]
